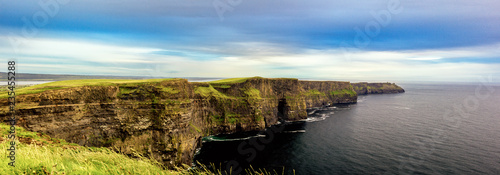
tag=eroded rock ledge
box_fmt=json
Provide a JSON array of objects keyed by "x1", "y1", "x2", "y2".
[{"x1": 0, "y1": 77, "x2": 402, "y2": 168}]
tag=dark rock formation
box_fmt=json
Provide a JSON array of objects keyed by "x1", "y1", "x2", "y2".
[
  {"x1": 0, "y1": 77, "x2": 401, "y2": 168},
  {"x1": 352, "y1": 82, "x2": 405, "y2": 95}
]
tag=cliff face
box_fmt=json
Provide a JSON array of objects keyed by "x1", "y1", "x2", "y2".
[
  {"x1": 352, "y1": 82, "x2": 405, "y2": 95},
  {"x1": 0, "y1": 77, "x2": 362, "y2": 168}
]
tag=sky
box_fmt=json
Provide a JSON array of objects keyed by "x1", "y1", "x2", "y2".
[{"x1": 0, "y1": 0, "x2": 499, "y2": 82}]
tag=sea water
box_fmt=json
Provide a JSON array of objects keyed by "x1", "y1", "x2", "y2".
[{"x1": 194, "y1": 83, "x2": 500, "y2": 174}]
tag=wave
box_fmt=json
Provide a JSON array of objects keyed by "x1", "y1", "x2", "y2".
[
  {"x1": 282, "y1": 130, "x2": 306, "y2": 133},
  {"x1": 308, "y1": 107, "x2": 337, "y2": 115},
  {"x1": 193, "y1": 147, "x2": 202, "y2": 156},
  {"x1": 308, "y1": 110, "x2": 318, "y2": 115},
  {"x1": 300, "y1": 113, "x2": 332, "y2": 123},
  {"x1": 202, "y1": 134, "x2": 266, "y2": 142}
]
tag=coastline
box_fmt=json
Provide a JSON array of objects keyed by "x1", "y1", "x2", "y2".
[{"x1": 1, "y1": 77, "x2": 404, "y2": 171}]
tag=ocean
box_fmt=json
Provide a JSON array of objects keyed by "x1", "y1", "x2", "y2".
[{"x1": 194, "y1": 83, "x2": 500, "y2": 174}]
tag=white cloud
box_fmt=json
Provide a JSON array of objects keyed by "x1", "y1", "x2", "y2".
[
  {"x1": 406, "y1": 57, "x2": 442, "y2": 61},
  {"x1": 0, "y1": 36, "x2": 157, "y2": 63},
  {"x1": 0, "y1": 35, "x2": 498, "y2": 82}
]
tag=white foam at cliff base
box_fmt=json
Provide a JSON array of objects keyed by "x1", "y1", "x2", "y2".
[
  {"x1": 300, "y1": 113, "x2": 331, "y2": 123},
  {"x1": 282, "y1": 130, "x2": 306, "y2": 133},
  {"x1": 203, "y1": 134, "x2": 266, "y2": 142},
  {"x1": 308, "y1": 110, "x2": 318, "y2": 115}
]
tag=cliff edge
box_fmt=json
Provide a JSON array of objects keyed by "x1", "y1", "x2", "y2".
[{"x1": 0, "y1": 77, "x2": 400, "y2": 168}]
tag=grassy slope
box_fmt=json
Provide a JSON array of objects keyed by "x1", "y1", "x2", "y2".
[
  {"x1": 0, "y1": 123, "x2": 180, "y2": 175},
  {"x1": 0, "y1": 123, "x2": 287, "y2": 175},
  {"x1": 330, "y1": 89, "x2": 357, "y2": 97},
  {"x1": 208, "y1": 77, "x2": 253, "y2": 84},
  {"x1": 0, "y1": 79, "x2": 176, "y2": 99}
]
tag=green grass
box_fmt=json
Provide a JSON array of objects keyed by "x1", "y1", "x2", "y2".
[
  {"x1": 243, "y1": 87, "x2": 262, "y2": 99},
  {"x1": 209, "y1": 77, "x2": 298, "y2": 84},
  {"x1": 118, "y1": 87, "x2": 136, "y2": 95},
  {"x1": 194, "y1": 85, "x2": 232, "y2": 99},
  {"x1": 2, "y1": 123, "x2": 287, "y2": 174},
  {"x1": 225, "y1": 113, "x2": 241, "y2": 124},
  {"x1": 329, "y1": 89, "x2": 357, "y2": 97},
  {"x1": 211, "y1": 84, "x2": 231, "y2": 89},
  {"x1": 226, "y1": 118, "x2": 239, "y2": 124},
  {"x1": 0, "y1": 123, "x2": 179, "y2": 175},
  {"x1": 209, "y1": 77, "x2": 255, "y2": 84},
  {"x1": 158, "y1": 86, "x2": 180, "y2": 94},
  {"x1": 305, "y1": 89, "x2": 326, "y2": 96},
  {"x1": 0, "y1": 85, "x2": 31, "y2": 92},
  {"x1": 190, "y1": 123, "x2": 202, "y2": 133},
  {"x1": 210, "y1": 115, "x2": 224, "y2": 124},
  {"x1": 210, "y1": 113, "x2": 244, "y2": 124},
  {"x1": 0, "y1": 143, "x2": 178, "y2": 175},
  {"x1": 255, "y1": 114, "x2": 264, "y2": 122},
  {"x1": 0, "y1": 79, "x2": 176, "y2": 99}
]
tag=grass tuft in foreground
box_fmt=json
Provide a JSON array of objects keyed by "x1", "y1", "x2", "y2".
[
  {"x1": 0, "y1": 123, "x2": 291, "y2": 175},
  {"x1": 0, "y1": 123, "x2": 178, "y2": 175}
]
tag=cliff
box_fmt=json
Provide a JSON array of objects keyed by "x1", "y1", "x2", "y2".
[
  {"x1": 0, "y1": 77, "x2": 383, "y2": 168},
  {"x1": 352, "y1": 82, "x2": 405, "y2": 95}
]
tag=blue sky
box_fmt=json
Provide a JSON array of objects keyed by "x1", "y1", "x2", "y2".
[{"x1": 0, "y1": 0, "x2": 499, "y2": 82}]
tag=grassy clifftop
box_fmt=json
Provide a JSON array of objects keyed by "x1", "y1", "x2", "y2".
[
  {"x1": 0, "y1": 77, "x2": 365, "y2": 171},
  {"x1": 0, "y1": 79, "x2": 177, "y2": 99}
]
